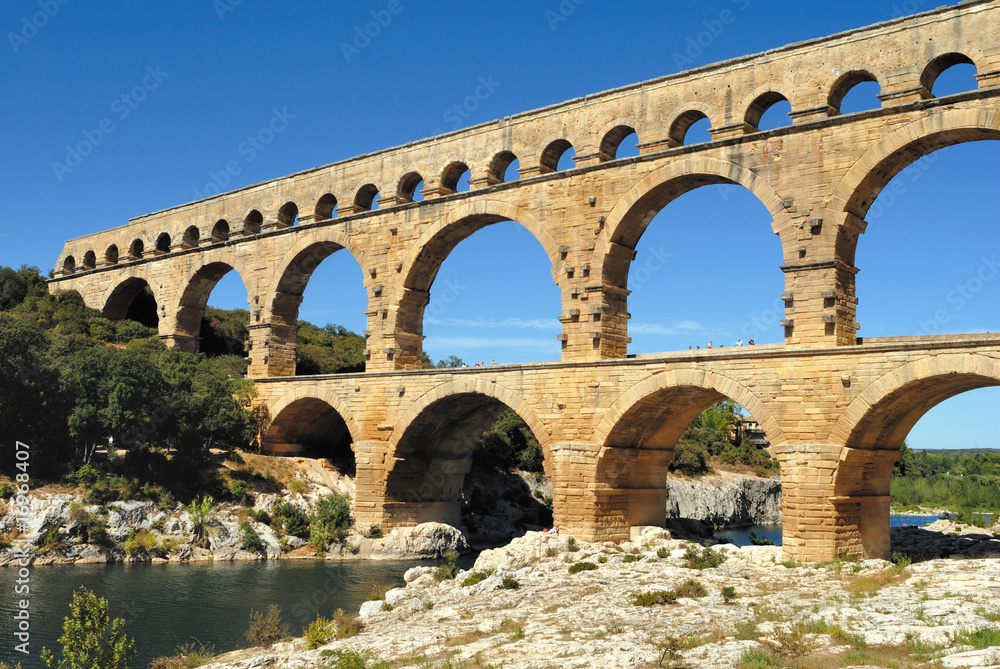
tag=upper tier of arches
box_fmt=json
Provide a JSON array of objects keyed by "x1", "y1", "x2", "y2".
[{"x1": 56, "y1": 27, "x2": 997, "y2": 276}]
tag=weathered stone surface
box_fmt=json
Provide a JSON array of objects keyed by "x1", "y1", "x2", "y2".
[
  {"x1": 666, "y1": 472, "x2": 782, "y2": 528},
  {"x1": 355, "y1": 522, "x2": 468, "y2": 560}
]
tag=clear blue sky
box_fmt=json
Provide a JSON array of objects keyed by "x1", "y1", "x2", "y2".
[{"x1": 2, "y1": 0, "x2": 997, "y2": 449}]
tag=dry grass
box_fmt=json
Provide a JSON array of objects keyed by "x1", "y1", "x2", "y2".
[{"x1": 844, "y1": 567, "x2": 908, "y2": 598}]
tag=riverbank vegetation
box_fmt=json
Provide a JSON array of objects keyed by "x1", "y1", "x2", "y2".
[
  {"x1": 669, "y1": 399, "x2": 779, "y2": 478},
  {"x1": 891, "y1": 443, "x2": 1000, "y2": 522}
]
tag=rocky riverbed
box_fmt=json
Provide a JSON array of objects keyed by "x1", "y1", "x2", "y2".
[{"x1": 202, "y1": 522, "x2": 1000, "y2": 669}]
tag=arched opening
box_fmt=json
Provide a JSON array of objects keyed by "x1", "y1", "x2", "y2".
[
  {"x1": 595, "y1": 384, "x2": 777, "y2": 541},
  {"x1": 403, "y1": 216, "x2": 561, "y2": 368},
  {"x1": 104, "y1": 277, "x2": 159, "y2": 328},
  {"x1": 668, "y1": 110, "x2": 712, "y2": 146},
  {"x1": 176, "y1": 262, "x2": 250, "y2": 358},
  {"x1": 440, "y1": 162, "x2": 471, "y2": 193},
  {"x1": 600, "y1": 125, "x2": 639, "y2": 161},
  {"x1": 271, "y1": 240, "x2": 368, "y2": 376},
  {"x1": 182, "y1": 226, "x2": 200, "y2": 249},
  {"x1": 540, "y1": 139, "x2": 575, "y2": 173},
  {"x1": 397, "y1": 172, "x2": 425, "y2": 203},
  {"x1": 488, "y1": 151, "x2": 519, "y2": 183},
  {"x1": 81, "y1": 251, "x2": 96, "y2": 270},
  {"x1": 155, "y1": 233, "x2": 171, "y2": 254},
  {"x1": 828, "y1": 71, "x2": 881, "y2": 114},
  {"x1": 277, "y1": 201, "x2": 299, "y2": 228},
  {"x1": 62, "y1": 256, "x2": 76, "y2": 274},
  {"x1": 610, "y1": 178, "x2": 783, "y2": 354},
  {"x1": 745, "y1": 92, "x2": 791, "y2": 132},
  {"x1": 128, "y1": 239, "x2": 144, "y2": 260},
  {"x1": 355, "y1": 184, "x2": 379, "y2": 211},
  {"x1": 922, "y1": 53, "x2": 977, "y2": 97},
  {"x1": 835, "y1": 368, "x2": 1000, "y2": 559},
  {"x1": 263, "y1": 398, "x2": 355, "y2": 475},
  {"x1": 853, "y1": 141, "x2": 1000, "y2": 338},
  {"x1": 315, "y1": 193, "x2": 338, "y2": 219},
  {"x1": 384, "y1": 392, "x2": 549, "y2": 538},
  {"x1": 211, "y1": 220, "x2": 230, "y2": 243},
  {"x1": 105, "y1": 245, "x2": 119, "y2": 265},
  {"x1": 243, "y1": 210, "x2": 263, "y2": 235}
]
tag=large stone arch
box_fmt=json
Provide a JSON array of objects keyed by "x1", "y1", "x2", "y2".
[
  {"x1": 262, "y1": 387, "x2": 361, "y2": 464},
  {"x1": 101, "y1": 273, "x2": 161, "y2": 330},
  {"x1": 588, "y1": 368, "x2": 782, "y2": 539},
  {"x1": 173, "y1": 252, "x2": 253, "y2": 351},
  {"x1": 824, "y1": 353, "x2": 1000, "y2": 559},
  {"x1": 379, "y1": 377, "x2": 552, "y2": 528},
  {"x1": 393, "y1": 199, "x2": 561, "y2": 368},
  {"x1": 829, "y1": 107, "x2": 1000, "y2": 264}
]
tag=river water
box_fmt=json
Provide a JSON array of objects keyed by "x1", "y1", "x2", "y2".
[
  {"x1": 0, "y1": 556, "x2": 473, "y2": 667},
  {"x1": 0, "y1": 515, "x2": 947, "y2": 666}
]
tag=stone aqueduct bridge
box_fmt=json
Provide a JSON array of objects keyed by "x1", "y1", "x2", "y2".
[{"x1": 50, "y1": 3, "x2": 1000, "y2": 561}]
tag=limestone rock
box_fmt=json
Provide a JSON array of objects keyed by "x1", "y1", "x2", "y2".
[{"x1": 665, "y1": 472, "x2": 782, "y2": 529}]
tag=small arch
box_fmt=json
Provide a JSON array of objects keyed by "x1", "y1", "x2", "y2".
[
  {"x1": 668, "y1": 110, "x2": 711, "y2": 146},
  {"x1": 540, "y1": 139, "x2": 574, "y2": 173},
  {"x1": 103, "y1": 277, "x2": 158, "y2": 327},
  {"x1": 745, "y1": 91, "x2": 790, "y2": 132},
  {"x1": 921, "y1": 52, "x2": 977, "y2": 97},
  {"x1": 828, "y1": 70, "x2": 880, "y2": 114},
  {"x1": 278, "y1": 201, "x2": 299, "y2": 228},
  {"x1": 600, "y1": 125, "x2": 638, "y2": 161},
  {"x1": 104, "y1": 245, "x2": 119, "y2": 265},
  {"x1": 488, "y1": 151, "x2": 519, "y2": 183},
  {"x1": 243, "y1": 210, "x2": 263, "y2": 235},
  {"x1": 440, "y1": 162, "x2": 471, "y2": 192},
  {"x1": 128, "y1": 239, "x2": 144, "y2": 260},
  {"x1": 182, "y1": 226, "x2": 200, "y2": 249},
  {"x1": 355, "y1": 184, "x2": 379, "y2": 211},
  {"x1": 62, "y1": 256, "x2": 76, "y2": 274},
  {"x1": 397, "y1": 172, "x2": 425, "y2": 202},
  {"x1": 263, "y1": 397, "x2": 356, "y2": 472},
  {"x1": 211, "y1": 220, "x2": 230, "y2": 243},
  {"x1": 315, "y1": 193, "x2": 338, "y2": 219},
  {"x1": 81, "y1": 250, "x2": 96, "y2": 270},
  {"x1": 155, "y1": 233, "x2": 171, "y2": 254}
]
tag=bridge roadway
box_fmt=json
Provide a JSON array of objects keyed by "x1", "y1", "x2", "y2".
[{"x1": 254, "y1": 334, "x2": 1000, "y2": 562}]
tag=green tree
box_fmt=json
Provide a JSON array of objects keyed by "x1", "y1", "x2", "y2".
[
  {"x1": 41, "y1": 587, "x2": 137, "y2": 669},
  {"x1": 0, "y1": 265, "x2": 48, "y2": 311},
  {"x1": 472, "y1": 409, "x2": 544, "y2": 473}
]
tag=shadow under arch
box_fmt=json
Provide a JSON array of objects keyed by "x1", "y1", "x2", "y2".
[
  {"x1": 829, "y1": 108, "x2": 1000, "y2": 263},
  {"x1": 590, "y1": 369, "x2": 782, "y2": 539},
  {"x1": 263, "y1": 228, "x2": 368, "y2": 375},
  {"x1": 174, "y1": 256, "x2": 253, "y2": 351},
  {"x1": 262, "y1": 390, "x2": 359, "y2": 474},
  {"x1": 102, "y1": 276, "x2": 160, "y2": 329},
  {"x1": 381, "y1": 378, "x2": 552, "y2": 528},
  {"x1": 395, "y1": 199, "x2": 561, "y2": 368},
  {"x1": 826, "y1": 353, "x2": 1000, "y2": 559}
]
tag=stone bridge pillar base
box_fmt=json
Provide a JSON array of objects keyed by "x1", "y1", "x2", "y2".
[
  {"x1": 352, "y1": 440, "x2": 390, "y2": 528},
  {"x1": 549, "y1": 443, "x2": 603, "y2": 540}
]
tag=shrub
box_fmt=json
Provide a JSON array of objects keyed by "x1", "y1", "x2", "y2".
[
  {"x1": 310, "y1": 494, "x2": 352, "y2": 545},
  {"x1": 722, "y1": 585, "x2": 739, "y2": 603},
  {"x1": 186, "y1": 495, "x2": 216, "y2": 548},
  {"x1": 656, "y1": 547, "x2": 669, "y2": 558},
  {"x1": 272, "y1": 501, "x2": 309, "y2": 539},
  {"x1": 632, "y1": 580, "x2": 707, "y2": 606},
  {"x1": 240, "y1": 521, "x2": 264, "y2": 553},
  {"x1": 748, "y1": 532, "x2": 774, "y2": 546},
  {"x1": 0, "y1": 482, "x2": 17, "y2": 498},
  {"x1": 622, "y1": 554, "x2": 640, "y2": 563},
  {"x1": 303, "y1": 615, "x2": 334, "y2": 650},
  {"x1": 245, "y1": 604, "x2": 287, "y2": 648},
  {"x1": 434, "y1": 550, "x2": 460, "y2": 581},
  {"x1": 66, "y1": 464, "x2": 101, "y2": 487},
  {"x1": 287, "y1": 480, "x2": 307, "y2": 495},
  {"x1": 124, "y1": 528, "x2": 158, "y2": 556},
  {"x1": 568, "y1": 561, "x2": 597, "y2": 574},
  {"x1": 35, "y1": 526, "x2": 65, "y2": 555},
  {"x1": 670, "y1": 440, "x2": 711, "y2": 476},
  {"x1": 331, "y1": 609, "x2": 363, "y2": 639},
  {"x1": 366, "y1": 583, "x2": 391, "y2": 601},
  {"x1": 226, "y1": 479, "x2": 250, "y2": 506},
  {"x1": 40, "y1": 588, "x2": 136, "y2": 669},
  {"x1": 148, "y1": 641, "x2": 216, "y2": 669},
  {"x1": 956, "y1": 627, "x2": 1000, "y2": 649},
  {"x1": 501, "y1": 577, "x2": 520, "y2": 590},
  {"x1": 598, "y1": 555, "x2": 609, "y2": 563},
  {"x1": 362, "y1": 524, "x2": 383, "y2": 539},
  {"x1": 461, "y1": 570, "x2": 494, "y2": 587},
  {"x1": 682, "y1": 545, "x2": 727, "y2": 570}
]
